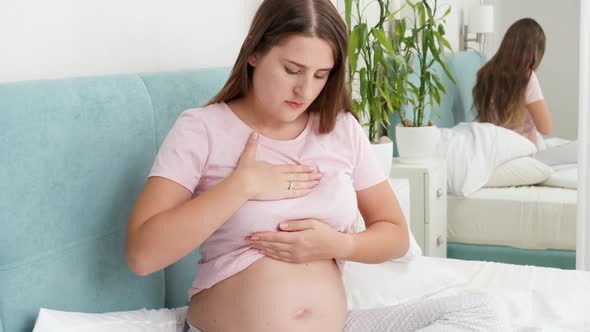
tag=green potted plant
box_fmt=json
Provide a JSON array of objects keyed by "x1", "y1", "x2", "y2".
[
  {"x1": 344, "y1": 0, "x2": 403, "y2": 173},
  {"x1": 388, "y1": 0, "x2": 456, "y2": 163}
]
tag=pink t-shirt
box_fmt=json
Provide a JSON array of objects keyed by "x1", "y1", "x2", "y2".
[
  {"x1": 498, "y1": 71, "x2": 544, "y2": 140},
  {"x1": 148, "y1": 102, "x2": 387, "y2": 301},
  {"x1": 521, "y1": 71, "x2": 544, "y2": 137},
  {"x1": 525, "y1": 71, "x2": 544, "y2": 105}
]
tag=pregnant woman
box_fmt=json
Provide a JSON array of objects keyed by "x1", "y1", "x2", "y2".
[{"x1": 126, "y1": 1, "x2": 508, "y2": 331}]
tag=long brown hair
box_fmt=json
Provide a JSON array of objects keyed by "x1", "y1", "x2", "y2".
[
  {"x1": 207, "y1": 0, "x2": 353, "y2": 133},
  {"x1": 473, "y1": 18, "x2": 546, "y2": 127}
]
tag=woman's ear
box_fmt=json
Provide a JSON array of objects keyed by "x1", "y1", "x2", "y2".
[{"x1": 248, "y1": 54, "x2": 258, "y2": 67}]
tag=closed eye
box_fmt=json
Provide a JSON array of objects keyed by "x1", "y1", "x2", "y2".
[
  {"x1": 285, "y1": 66, "x2": 328, "y2": 79},
  {"x1": 285, "y1": 66, "x2": 301, "y2": 75}
]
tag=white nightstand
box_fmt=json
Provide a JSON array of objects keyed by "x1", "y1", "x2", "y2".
[{"x1": 390, "y1": 159, "x2": 447, "y2": 258}]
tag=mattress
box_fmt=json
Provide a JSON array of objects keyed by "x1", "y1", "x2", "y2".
[
  {"x1": 448, "y1": 186, "x2": 577, "y2": 250},
  {"x1": 344, "y1": 256, "x2": 590, "y2": 331}
]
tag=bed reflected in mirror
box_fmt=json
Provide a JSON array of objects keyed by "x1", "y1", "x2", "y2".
[{"x1": 444, "y1": 0, "x2": 581, "y2": 270}]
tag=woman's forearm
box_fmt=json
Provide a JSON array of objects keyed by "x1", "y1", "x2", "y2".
[
  {"x1": 128, "y1": 173, "x2": 248, "y2": 275},
  {"x1": 339, "y1": 221, "x2": 410, "y2": 264}
]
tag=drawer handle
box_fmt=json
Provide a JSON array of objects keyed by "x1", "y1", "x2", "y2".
[{"x1": 436, "y1": 188, "x2": 444, "y2": 199}]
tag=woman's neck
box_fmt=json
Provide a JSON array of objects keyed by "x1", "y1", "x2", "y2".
[{"x1": 227, "y1": 97, "x2": 309, "y2": 141}]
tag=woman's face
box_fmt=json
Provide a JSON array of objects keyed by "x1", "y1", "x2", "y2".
[{"x1": 248, "y1": 35, "x2": 335, "y2": 124}]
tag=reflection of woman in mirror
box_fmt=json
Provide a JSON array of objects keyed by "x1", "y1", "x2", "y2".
[{"x1": 473, "y1": 18, "x2": 552, "y2": 147}]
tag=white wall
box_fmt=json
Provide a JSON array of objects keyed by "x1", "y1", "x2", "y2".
[
  {"x1": 336, "y1": 0, "x2": 476, "y2": 51},
  {"x1": 489, "y1": 0, "x2": 580, "y2": 140},
  {"x1": 0, "y1": 0, "x2": 260, "y2": 83},
  {"x1": 1, "y1": 0, "x2": 471, "y2": 83},
  {"x1": 2, "y1": 0, "x2": 579, "y2": 140}
]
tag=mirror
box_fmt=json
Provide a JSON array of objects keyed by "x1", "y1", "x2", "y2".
[
  {"x1": 463, "y1": 0, "x2": 583, "y2": 270},
  {"x1": 338, "y1": 0, "x2": 585, "y2": 270}
]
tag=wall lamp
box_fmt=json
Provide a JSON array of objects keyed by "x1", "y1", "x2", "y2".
[{"x1": 461, "y1": 4, "x2": 494, "y2": 52}]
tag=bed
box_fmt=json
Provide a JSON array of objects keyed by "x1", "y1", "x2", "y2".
[
  {"x1": 441, "y1": 130, "x2": 579, "y2": 270},
  {"x1": 447, "y1": 186, "x2": 577, "y2": 269},
  {"x1": 401, "y1": 51, "x2": 580, "y2": 269},
  {"x1": 344, "y1": 256, "x2": 590, "y2": 331},
  {"x1": 2, "y1": 65, "x2": 588, "y2": 332}
]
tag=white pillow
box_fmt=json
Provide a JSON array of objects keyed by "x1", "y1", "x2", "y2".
[
  {"x1": 343, "y1": 257, "x2": 468, "y2": 310},
  {"x1": 484, "y1": 157, "x2": 553, "y2": 187},
  {"x1": 353, "y1": 178, "x2": 422, "y2": 262},
  {"x1": 541, "y1": 164, "x2": 578, "y2": 189},
  {"x1": 438, "y1": 122, "x2": 537, "y2": 196},
  {"x1": 533, "y1": 140, "x2": 578, "y2": 166},
  {"x1": 33, "y1": 306, "x2": 187, "y2": 332}
]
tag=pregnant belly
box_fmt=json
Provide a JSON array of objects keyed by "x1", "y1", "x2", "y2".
[{"x1": 187, "y1": 257, "x2": 348, "y2": 332}]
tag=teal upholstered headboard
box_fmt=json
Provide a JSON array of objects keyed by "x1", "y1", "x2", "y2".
[
  {"x1": 438, "y1": 51, "x2": 487, "y2": 126},
  {"x1": 0, "y1": 68, "x2": 231, "y2": 332}
]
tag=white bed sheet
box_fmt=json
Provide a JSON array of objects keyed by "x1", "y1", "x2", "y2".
[
  {"x1": 542, "y1": 163, "x2": 578, "y2": 189},
  {"x1": 447, "y1": 186, "x2": 577, "y2": 250},
  {"x1": 344, "y1": 256, "x2": 590, "y2": 331},
  {"x1": 35, "y1": 257, "x2": 590, "y2": 331}
]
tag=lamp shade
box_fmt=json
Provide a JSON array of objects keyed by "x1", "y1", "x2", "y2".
[{"x1": 468, "y1": 5, "x2": 494, "y2": 33}]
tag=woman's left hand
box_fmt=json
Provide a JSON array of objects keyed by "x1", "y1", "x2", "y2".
[{"x1": 246, "y1": 219, "x2": 353, "y2": 263}]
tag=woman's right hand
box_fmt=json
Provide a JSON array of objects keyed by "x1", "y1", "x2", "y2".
[{"x1": 234, "y1": 132, "x2": 322, "y2": 201}]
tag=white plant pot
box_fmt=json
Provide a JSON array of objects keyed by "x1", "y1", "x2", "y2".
[
  {"x1": 395, "y1": 125, "x2": 441, "y2": 164},
  {"x1": 370, "y1": 140, "x2": 394, "y2": 176}
]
